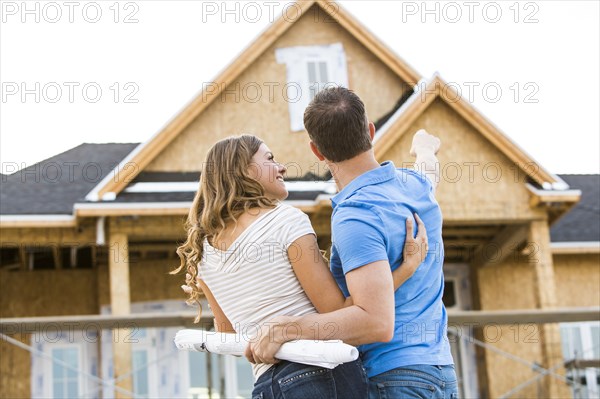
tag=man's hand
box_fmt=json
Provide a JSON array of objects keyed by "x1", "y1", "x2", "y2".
[
  {"x1": 244, "y1": 316, "x2": 297, "y2": 365},
  {"x1": 410, "y1": 129, "x2": 441, "y2": 157},
  {"x1": 410, "y1": 129, "x2": 441, "y2": 191}
]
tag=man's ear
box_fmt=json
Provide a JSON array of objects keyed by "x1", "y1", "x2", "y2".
[
  {"x1": 309, "y1": 141, "x2": 325, "y2": 161},
  {"x1": 368, "y1": 122, "x2": 376, "y2": 141}
]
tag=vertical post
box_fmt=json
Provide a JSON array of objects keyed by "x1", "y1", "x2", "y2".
[
  {"x1": 528, "y1": 220, "x2": 571, "y2": 398},
  {"x1": 109, "y1": 232, "x2": 132, "y2": 397}
]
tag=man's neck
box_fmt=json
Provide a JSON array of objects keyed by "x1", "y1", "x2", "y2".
[{"x1": 328, "y1": 150, "x2": 381, "y2": 191}]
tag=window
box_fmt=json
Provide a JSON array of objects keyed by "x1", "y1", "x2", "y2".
[
  {"x1": 186, "y1": 337, "x2": 254, "y2": 398},
  {"x1": 188, "y1": 351, "x2": 222, "y2": 398},
  {"x1": 52, "y1": 347, "x2": 81, "y2": 399},
  {"x1": 31, "y1": 332, "x2": 98, "y2": 399},
  {"x1": 132, "y1": 350, "x2": 150, "y2": 397},
  {"x1": 276, "y1": 43, "x2": 349, "y2": 131},
  {"x1": 443, "y1": 264, "x2": 478, "y2": 398},
  {"x1": 98, "y1": 300, "x2": 255, "y2": 398},
  {"x1": 235, "y1": 355, "x2": 254, "y2": 398},
  {"x1": 561, "y1": 322, "x2": 600, "y2": 398}
]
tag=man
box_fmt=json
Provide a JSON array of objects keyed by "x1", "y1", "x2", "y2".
[{"x1": 247, "y1": 87, "x2": 457, "y2": 398}]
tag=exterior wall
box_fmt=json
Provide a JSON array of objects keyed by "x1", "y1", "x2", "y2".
[
  {"x1": 0, "y1": 269, "x2": 98, "y2": 399},
  {"x1": 0, "y1": 269, "x2": 99, "y2": 317},
  {"x1": 0, "y1": 258, "x2": 186, "y2": 399},
  {"x1": 379, "y1": 98, "x2": 541, "y2": 222},
  {"x1": 146, "y1": 5, "x2": 411, "y2": 175},
  {"x1": 476, "y1": 257, "x2": 545, "y2": 398},
  {"x1": 553, "y1": 253, "x2": 600, "y2": 307},
  {"x1": 98, "y1": 259, "x2": 186, "y2": 307},
  {"x1": 0, "y1": 333, "x2": 30, "y2": 399}
]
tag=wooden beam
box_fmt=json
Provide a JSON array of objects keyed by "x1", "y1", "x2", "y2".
[
  {"x1": 16, "y1": 245, "x2": 26, "y2": 271},
  {"x1": 0, "y1": 223, "x2": 97, "y2": 245},
  {"x1": 108, "y1": 216, "x2": 186, "y2": 240},
  {"x1": 52, "y1": 246, "x2": 62, "y2": 269},
  {"x1": 76, "y1": 205, "x2": 190, "y2": 217},
  {"x1": 443, "y1": 216, "x2": 537, "y2": 225},
  {"x1": 108, "y1": 232, "x2": 132, "y2": 396},
  {"x1": 444, "y1": 238, "x2": 488, "y2": 247},
  {"x1": 0, "y1": 216, "x2": 77, "y2": 228},
  {"x1": 447, "y1": 307, "x2": 600, "y2": 325},
  {"x1": 564, "y1": 359, "x2": 600, "y2": 369},
  {"x1": 471, "y1": 224, "x2": 529, "y2": 268},
  {"x1": 528, "y1": 219, "x2": 570, "y2": 398},
  {"x1": 442, "y1": 226, "x2": 500, "y2": 237}
]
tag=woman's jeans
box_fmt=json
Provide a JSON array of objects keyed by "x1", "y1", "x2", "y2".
[
  {"x1": 251, "y1": 358, "x2": 368, "y2": 399},
  {"x1": 368, "y1": 364, "x2": 459, "y2": 399}
]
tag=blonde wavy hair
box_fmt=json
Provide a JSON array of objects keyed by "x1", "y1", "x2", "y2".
[{"x1": 171, "y1": 135, "x2": 275, "y2": 322}]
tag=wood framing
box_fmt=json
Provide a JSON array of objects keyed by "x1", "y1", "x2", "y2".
[
  {"x1": 471, "y1": 224, "x2": 529, "y2": 268},
  {"x1": 0, "y1": 215, "x2": 77, "y2": 228},
  {"x1": 108, "y1": 232, "x2": 132, "y2": 395},
  {"x1": 528, "y1": 220, "x2": 571, "y2": 398},
  {"x1": 89, "y1": 0, "x2": 421, "y2": 201}
]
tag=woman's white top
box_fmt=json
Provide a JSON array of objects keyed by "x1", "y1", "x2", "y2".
[{"x1": 198, "y1": 203, "x2": 318, "y2": 379}]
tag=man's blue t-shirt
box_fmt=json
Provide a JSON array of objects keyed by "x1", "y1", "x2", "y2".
[{"x1": 330, "y1": 161, "x2": 453, "y2": 378}]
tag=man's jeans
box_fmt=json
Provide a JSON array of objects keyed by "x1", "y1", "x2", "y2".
[
  {"x1": 368, "y1": 364, "x2": 459, "y2": 399},
  {"x1": 252, "y1": 358, "x2": 368, "y2": 399}
]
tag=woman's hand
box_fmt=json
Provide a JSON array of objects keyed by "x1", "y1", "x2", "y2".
[
  {"x1": 181, "y1": 273, "x2": 198, "y2": 294},
  {"x1": 401, "y1": 213, "x2": 428, "y2": 278}
]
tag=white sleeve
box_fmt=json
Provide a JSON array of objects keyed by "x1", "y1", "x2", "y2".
[{"x1": 281, "y1": 207, "x2": 316, "y2": 249}]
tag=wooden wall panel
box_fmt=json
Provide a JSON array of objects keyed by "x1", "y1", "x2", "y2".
[{"x1": 380, "y1": 99, "x2": 540, "y2": 222}]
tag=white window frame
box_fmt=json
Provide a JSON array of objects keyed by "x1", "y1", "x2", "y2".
[
  {"x1": 46, "y1": 344, "x2": 84, "y2": 399},
  {"x1": 31, "y1": 330, "x2": 99, "y2": 399},
  {"x1": 130, "y1": 328, "x2": 159, "y2": 398},
  {"x1": 275, "y1": 43, "x2": 349, "y2": 131},
  {"x1": 560, "y1": 321, "x2": 600, "y2": 398}
]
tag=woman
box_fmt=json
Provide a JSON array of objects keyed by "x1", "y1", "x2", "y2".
[{"x1": 172, "y1": 135, "x2": 428, "y2": 399}]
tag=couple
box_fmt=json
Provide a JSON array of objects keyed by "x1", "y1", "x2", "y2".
[{"x1": 174, "y1": 87, "x2": 457, "y2": 398}]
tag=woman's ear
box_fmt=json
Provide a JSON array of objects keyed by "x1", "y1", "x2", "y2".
[{"x1": 309, "y1": 141, "x2": 325, "y2": 161}]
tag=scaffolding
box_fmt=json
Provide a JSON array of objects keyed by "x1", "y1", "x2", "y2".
[{"x1": 1, "y1": 307, "x2": 599, "y2": 398}]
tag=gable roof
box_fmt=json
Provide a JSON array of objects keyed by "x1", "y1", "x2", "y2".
[
  {"x1": 86, "y1": 0, "x2": 422, "y2": 202},
  {"x1": 550, "y1": 174, "x2": 600, "y2": 242},
  {"x1": 373, "y1": 74, "x2": 565, "y2": 187},
  {"x1": 0, "y1": 143, "x2": 138, "y2": 215}
]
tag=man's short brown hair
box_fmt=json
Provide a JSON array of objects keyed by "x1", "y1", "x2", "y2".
[{"x1": 303, "y1": 87, "x2": 372, "y2": 162}]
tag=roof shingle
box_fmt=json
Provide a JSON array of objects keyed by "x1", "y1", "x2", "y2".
[
  {"x1": 0, "y1": 143, "x2": 139, "y2": 215},
  {"x1": 550, "y1": 175, "x2": 600, "y2": 242}
]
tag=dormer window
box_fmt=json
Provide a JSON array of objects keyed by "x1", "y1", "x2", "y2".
[{"x1": 276, "y1": 43, "x2": 349, "y2": 131}]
